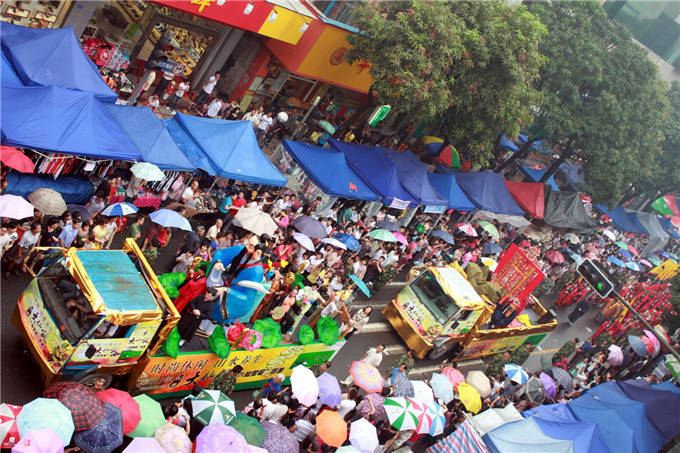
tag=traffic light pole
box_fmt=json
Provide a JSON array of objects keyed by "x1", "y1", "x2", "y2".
[{"x1": 611, "y1": 290, "x2": 680, "y2": 363}]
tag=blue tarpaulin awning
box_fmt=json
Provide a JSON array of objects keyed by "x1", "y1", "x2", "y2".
[
  {"x1": 519, "y1": 165, "x2": 560, "y2": 191},
  {"x1": 454, "y1": 171, "x2": 526, "y2": 216},
  {"x1": 280, "y1": 139, "x2": 377, "y2": 201},
  {"x1": 532, "y1": 418, "x2": 610, "y2": 453},
  {"x1": 1, "y1": 85, "x2": 142, "y2": 162},
  {"x1": 658, "y1": 217, "x2": 680, "y2": 239},
  {"x1": 1, "y1": 23, "x2": 117, "y2": 103},
  {"x1": 165, "y1": 114, "x2": 287, "y2": 186},
  {"x1": 382, "y1": 148, "x2": 448, "y2": 206},
  {"x1": 483, "y1": 418, "x2": 574, "y2": 453},
  {"x1": 1, "y1": 50, "x2": 23, "y2": 87},
  {"x1": 499, "y1": 135, "x2": 520, "y2": 152},
  {"x1": 329, "y1": 139, "x2": 416, "y2": 207},
  {"x1": 6, "y1": 172, "x2": 94, "y2": 204},
  {"x1": 594, "y1": 205, "x2": 648, "y2": 235},
  {"x1": 427, "y1": 173, "x2": 476, "y2": 211},
  {"x1": 104, "y1": 104, "x2": 195, "y2": 171}
]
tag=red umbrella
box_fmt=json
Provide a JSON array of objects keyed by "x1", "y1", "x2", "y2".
[
  {"x1": 545, "y1": 250, "x2": 565, "y2": 264},
  {"x1": 0, "y1": 403, "x2": 21, "y2": 448},
  {"x1": 628, "y1": 245, "x2": 639, "y2": 256},
  {"x1": 43, "y1": 382, "x2": 105, "y2": 431},
  {"x1": 0, "y1": 146, "x2": 34, "y2": 173},
  {"x1": 97, "y1": 388, "x2": 141, "y2": 435},
  {"x1": 440, "y1": 367, "x2": 465, "y2": 389}
]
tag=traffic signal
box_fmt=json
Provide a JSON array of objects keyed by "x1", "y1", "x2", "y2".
[
  {"x1": 146, "y1": 35, "x2": 172, "y2": 70},
  {"x1": 577, "y1": 259, "x2": 614, "y2": 298}
]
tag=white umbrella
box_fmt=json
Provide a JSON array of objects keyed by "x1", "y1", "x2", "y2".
[
  {"x1": 149, "y1": 209, "x2": 192, "y2": 231},
  {"x1": 293, "y1": 232, "x2": 315, "y2": 252},
  {"x1": 0, "y1": 194, "x2": 34, "y2": 219},
  {"x1": 290, "y1": 365, "x2": 319, "y2": 406},
  {"x1": 349, "y1": 418, "x2": 378, "y2": 453},
  {"x1": 130, "y1": 162, "x2": 165, "y2": 182},
  {"x1": 28, "y1": 188, "x2": 66, "y2": 215},
  {"x1": 411, "y1": 381, "x2": 434, "y2": 401},
  {"x1": 602, "y1": 229, "x2": 617, "y2": 241},
  {"x1": 234, "y1": 207, "x2": 278, "y2": 237},
  {"x1": 320, "y1": 237, "x2": 347, "y2": 250}
]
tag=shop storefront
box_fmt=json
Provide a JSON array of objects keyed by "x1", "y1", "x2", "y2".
[{"x1": 0, "y1": 1, "x2": 73, "y2": 29}]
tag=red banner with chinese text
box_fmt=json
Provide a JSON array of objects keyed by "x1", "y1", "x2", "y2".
[{"x1": 493, "y1": 244, "x2": 545, "y2": 305}]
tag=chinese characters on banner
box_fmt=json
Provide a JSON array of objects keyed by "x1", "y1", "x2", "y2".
[
  {"x1": 493, "y1": 244, "x2": 545, "y2": 304},
  {"x1": 389, "y1": 198, "x2": 410, "y2": 210}
]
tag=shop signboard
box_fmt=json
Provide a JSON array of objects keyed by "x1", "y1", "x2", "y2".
[
  {"x1": 424, "y1": 205, "x2": 446, "y2": 214},
  {"x1": 389, "y1": 198, "x2": 410, "y2": 210},
  {"x1": 157, "y1": 60, "x2": 186, "y2": 75},
  {"x1": 493, "y1": 244, "x2": 545, "y2": 302}
]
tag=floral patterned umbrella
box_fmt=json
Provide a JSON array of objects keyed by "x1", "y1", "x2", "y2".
[
  {"x1": 392, "y1": 373, "x2": 415, "y2": 398},
  {"x1": 72, "y1": 403, "x2": 123, "y2": 453},
  {"x1": 195, "y1": 424, "x2": 247, "y2": 453}
]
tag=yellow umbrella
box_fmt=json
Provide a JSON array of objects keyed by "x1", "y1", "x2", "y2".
[{"x1": 457, "y1": 382, "x2": 482, "y2": 414}]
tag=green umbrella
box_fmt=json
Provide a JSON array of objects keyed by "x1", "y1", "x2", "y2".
[
  {"x1": 129, "y1": 395, "x2": 165, "y2": 438},
  {"x1": 368, "y1": 229, "x2": 397, "y2": 242},
  {"x1": 615, "y1": 241, "x2": 629, "y2": 250},
  {"x1": 666, "y1": 354, "x2": 680, "y2": 379},
  {"x1": 130, "y1": 162, "x2": 165, "y2": 182},
  {"x1": 478, "y1": 221, "x2": 499, "y2": 238},
  {"x1": 192, "y1": 389, "x2": 236, "y2": 425},
  {"x1": 649, "y1": 256, "x2": 663, "y2": 266},
  {"x1": 652, "y1": 197, "x2": 674, "y2": 216},
  {"x1": 228, "y1": 413, "x2": 265, "y2": 447},
  {"x1": 384, "y1": 397, "x2": 419, "y2": 430},
  {"x1": 319, "y1": 120, "x2": 336, "y2": 134}
]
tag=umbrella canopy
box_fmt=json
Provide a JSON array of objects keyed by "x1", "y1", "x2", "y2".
[
  {"x1": 466, "y1": 370, "x2": 491, "y2": 397},
  {"x1": 457, "y1": 223, "x2": 478, "y2": 237},
  {"x1": 320, "y1": 237, "x2": 347, "y2": 250},
  {"x1": 17, "y1": 398, "x2": 74, "y2": 446},
  {"x1": 392, "y1": 231, "x2": 409, "y2": 245},
  {"x1": 350, "y1": 361, "x2": 384, "y2": 394},
  {"x1": 376, "y1": 219, "x2": 399, "y2": 232},
  {"x1": 367, "y1": 228, "x2": 396, "y2": 242},
  {"x1": 192, "y1": 389, "x2": 236, "y2": 426},
  {"x1": 129, "y1": 395, "x2": 165, "y2": 438},
  {"x1": 551, "y1": 367, "x2": 573, "y2": 389},
  {"x1": 66, "y1": 204, "x2": 92, "y2": 221},
  {"x1": 73, "y1": 402, "x2": 123, "y2": 453},
  {"x1": 293, "y1": 232, "x2": 315, "y2": 252},
  {"x1": 628, "y1": 245, "x2": 639, "y2": 256},
  {"x1": 332, "y1": 233, "x2": 360, "y2": 251},
  {"x1": 411, "y1": 380, "x2": 434, "y2": 401},
  {"x1": 43, "y1": 382, "x2": 105, "y2": 432},
  {"x1": 482, "y1": 242, "x2": 503, "y2": 255},
  {"x1": 416, "y1": 400, "x2": 447, "y2": 436},
  {"x1": 628, "y1": 335, "x2": 648, "y2": 357},
  {"x1": 0, "y1": 403, "x2": 21, "y2": 448},
  {"x1": 393, "y1": 373, "x2": 415, "y2": 398},
  {"x1": 615, "y1": 241, "x2": 629, "y2": 250},
  {"x1": 234, "y1": 207, "x2": 278, "y2": 237},
  {"x1": 316, "y1": 410, "x2": 347, "y2": 447},
  {"x1": 602, "y1": 229, "x2": 617, "y2": 241},
  {"x1": 11, "y1": 428, "x2": 63, "y2": 453},
  {"x1": 384, "y1": 398, "x2": 419, "y2": 430},
  {"x1": 293, "y1": 215, "x2": 326, "y2": 238},
  {"x1": 317, "y1": 372, "x2": 342, "y2": 408},
  {"x1": 130, "y1": 162, "x2": 164, "y2": 182},
  {"x1": 149, "y1": 209, "x2": 191, "y2": 231},
  {"x1": 96, "y1": 388, "x2": 140, "y2": 435},
  {"x1": 608, "y1": 344, "x2": 624, "y2": 366},
  {"x1": 624, "y1": 261, "x2": 641, "y2": 272},
  {"x1": 349, "y1": 418, "x2": 378, "y2": 453},
  {"x1": 430, "y1": 373, "x2": 454, "y2": 404},
  {"x1": 195, "y1": 424, "x2": 247, "y2": 453},
  {"x1": 0, "y1": 194, "x2": 34, "y2": 220},
  {"x1": 1, "y1": 146, "x2": 33, "y2": 173},
  {"x1": 503, "y1": 364, "x2": 528, "y2": 385},
  {"x1": 457, "y1": 383, "x2": 482, "y2": 414},
  {"x1": 441, "y1": 366, "x2": 465, "y2": 388},
  {"x1": 478, "y1": 220, "x2": 500, "y2": 238},
  {"x1": 319, "y1": 120, "x2": 336, "y2": 134},
  {"x1": 101, "y1": 202, "x2": 138, "y2": 217},
  {"x1": 228, "y1": 413, "x2": 265, "y2": 447},
  {"x1": 545, "y1": 250, "x2": 565, "y2": 264},
  {"x1": 608, "y1": 256, "x2": 626, "y2": 268},
  {"x1": 639, "y1": 259, "x2": 653, "y2": 268},
  {"x1": 360, "y1": 393, "x2": 387, "y2": 421},
  {"x1": 564, "y1": 232, "x2": 580, "y2": 244},
  {"x1": 122, "y1": 437, "x2": 165, "y2": 453},
  {"x1": 540, "y1": 372, "x2": 557, "y2": 399},
  {"x1": 524, "y1": 376, "x2": 546, "y2": 404},
  {"x1": 432, "y1": 229, "x2": 455, "y2": 245},
  {"x1": 348, "y1": 274, "x2": 371, "y2": 297},
  {"x1": 261, "y1": 421, "x2": 299, "y2": 453},
  {"x1": 641, "y1": 336, "x2": 658, "y2": 356},
  {"x1": 153, "y1": 423, "x2": 191, "y2": 453},
  {"x1": 28, "y1": 188, "x2": 66, "y2": 216},
  {"x1": 291, "y1": 365, "x2": 319, "y2": 407},
  {"x1": 336, "y1": 447, "x2": 361, "y2": 453}
]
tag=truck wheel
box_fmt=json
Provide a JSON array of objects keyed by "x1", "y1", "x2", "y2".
[
  {"x1": 428, "y1": 342, "x2": 453, "y2": 360},
  {"x1": 79, "y1": 373, "x2": 113, "y2": 390}
]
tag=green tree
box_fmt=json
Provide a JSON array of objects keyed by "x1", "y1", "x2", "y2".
[{"x1": 527, "y1": 1, "x2": 667, "y2": 205}]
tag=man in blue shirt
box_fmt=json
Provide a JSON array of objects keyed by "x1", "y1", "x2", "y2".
[
  {"x1": 59, "y1": 219, "x2": 82, "y2": 248},
  {"x1": 261, "y1": 374, "x2": 285, "y2": 398}
]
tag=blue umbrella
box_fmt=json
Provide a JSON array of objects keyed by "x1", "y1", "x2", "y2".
[
  {"x1": 392, "y1": 373, "x2": 415, "y2": 398},
  {"x1": 607, "y1": 256, "x2": 626, "y2": 267},
  {"x1": 333, "y1": 233, "x2": 361, "y2": 252},
  {"x1": 482, "y1": 242, "x2": 503, "y2": 255},
  {"x1": 628, "y1": 335, "x2": 648, "y2": 357},
  {"x1": 377, "y1": 219, "x2": 399, "y2": 232},
  {"x1": 620, "y1": 249, "x2": 633, "y2": 260},
  {"x1": 430, "y1": 373, "x2": 454, "y2": 404},
  {"x1": 73, "y1": 403, "x2": 123, "y2": 453},
  {"x1": 101, "y1": 202, "x2": 138, "y2": 217},
  {"x1": 149, "y1": 208, "x2": 191, "y2": 231},
  {"x1": 432, "y1": 230, "x2": 454, "y2": 245},
  {"x1": 349, "y1": 274, "x2": 370, "y2": 297},
  {"x1": 624, "y1": 261, "x2": 642, "y2": 272},
  {"x1": 503, "y1": 363, "x2": 528, "y2": 384}
]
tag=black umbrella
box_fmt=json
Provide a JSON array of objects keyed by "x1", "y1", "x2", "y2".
[
  {"x1": 551, "y1": 367, "x2": 573, "y2": 389},
  {"x1": 376, "y1": 220, "x2": 399, "y2": 232},
  {"x1": 482, "y1": 242, "x2": 503, "y2": 255},
  {"x1": 524, "y1": 376, "x2": 546, "y2": 404},
  {"x1": 293, "y1": 215, "x2": 326, "y2": 239}
]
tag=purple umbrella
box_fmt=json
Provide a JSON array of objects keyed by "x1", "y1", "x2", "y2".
[
  {"x1": 11, "y1": 428, "x2": 63, "y2": 453},
  {"x1": 317, "y1": 372, "x2": 342, "y2": 407},
  {"x1": 261, "y1": 421, "x2": 299, "y2": 453},
  {"x1": 293, "y1": 216, "x2": 327, "y2": 239},
  {"x1": 540, "y1": 372, "x2": 556, "y2": 399},
  {"x1": 196, "y1": 424, "x2": 249, "y2": 453},
  {"x1": 122, "y1": 438, "x2": 165, "y2": 452}
]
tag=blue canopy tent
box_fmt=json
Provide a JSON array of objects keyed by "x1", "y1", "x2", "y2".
[
  {"x1": 1, "y1": 23, "x2": 117, "y2": 103},
  {"x1": 103, "y1": 104, "x2": 195, "y2": 171},
  {"x1": 617, "y1": 379, "x2": 680, "y2": 440},
  {"x1": 280, "y1": 139, "x2": 377, "y2": 201},
  {"x1": 454, "y1": 171, "x2": 526, "y2": 216},
  {"x1": 165, "y1": 114, "x2": 287, "y2": 186},
  {"x1": 329, "y1": 139, "x2": 416, "y2": 207},
  {"x1": 381, "y1": 148, "x2": 448, "y2": 206},
  {"x1": 6, "y1": 172, "x2": 94, "y2": 204},
  {"x1": 532, "y1": 418, "x2": 610, "y2": 453},
  {"x1": 482, "y1": 418, "x2": 574, "y2": 453},
  {"x1": 519, "y1": 165, "x2": 560, "y2": 191},
  {"x1": 594, "y1": 205, "x2": 649, "y2": 235},
  {"x1": 568, "y1": 394, "x2": 636, "y2": 453},
  {"x1": 427, "y1": 173, "x2": 476, "y2": 211},
  {"x1": 499, "y1": 135, "x2": 520, "y2": 152},
  {"x1": 523, "y1": 403, "x2": 576, "y2": 423},
  {"x1": 653, "y1": 381, "x2": 680, "y2": 399},
  {"x1": 559, "y1": 161, "x2": 585, "y2": 189},
  {"x1": 1, "y1": 50, "x2": 23, "y2": 87},
  {"x1": 1, "y1": 85, "x2": 142, "y2": 162},
  {"x1": 658, "y1": 217, "x2": 680, "y2": 239}
]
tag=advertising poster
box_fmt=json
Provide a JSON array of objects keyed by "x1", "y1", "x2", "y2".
[
  {"x1": 457, "y1": 334, "x2": 529, "y2": 360},
  {"x1": 120, "y1": 320, "x2": 161, "y2": 361},
  {"x1": 133, "y1": 342, "x2": 344, "y2": 396},
  {"x1": 493, "y1": 244, "x2": 545, "y2": 302},
  {"x1": 69, "y1": 338, "x2": 129, "y2": 365}
]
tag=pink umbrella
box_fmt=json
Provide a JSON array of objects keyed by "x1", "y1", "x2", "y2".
[
  {"x1": 539, "y1": 372, "x2": 556, "y2": 399},
  {"x1": 440, "y1": 367, "x2": 465, "y2": 388},
  {"x1": 12, "y1": 428, "x2": 63, "y2": 453},
  {"x1": 628, "y1": 245, "x2": 639, "y2": 256},
  {"x1": 392, "y1": 232, "x2": 409, "y2": 246},
  {"x1": 608, "y1": 344, "x2": 623, "y2": 366},
  {"x1": 350, "y1": 362, "x2": 384, "y2": 394},
  {"x1": 640, "y1": 259, "x2": 652, "y2": 268},
  {"x1": 122, "y1": 437, "x2": 165, "y2": 453},
  {"x1": 457, "y1": 223, "x2": 478, "y2": 237},
  {"x1": 641, "y1": 336, "x2": 656, "y2": 355},
  {"x1": 545, "y1": 250, "x2": 565, "y2": 264},
  {"x1": 97, "y1": 388, "x2": 141, "y2": 435},
  {"x1": 643, "y1": 330, "x2": 660, "y2": 355}
]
